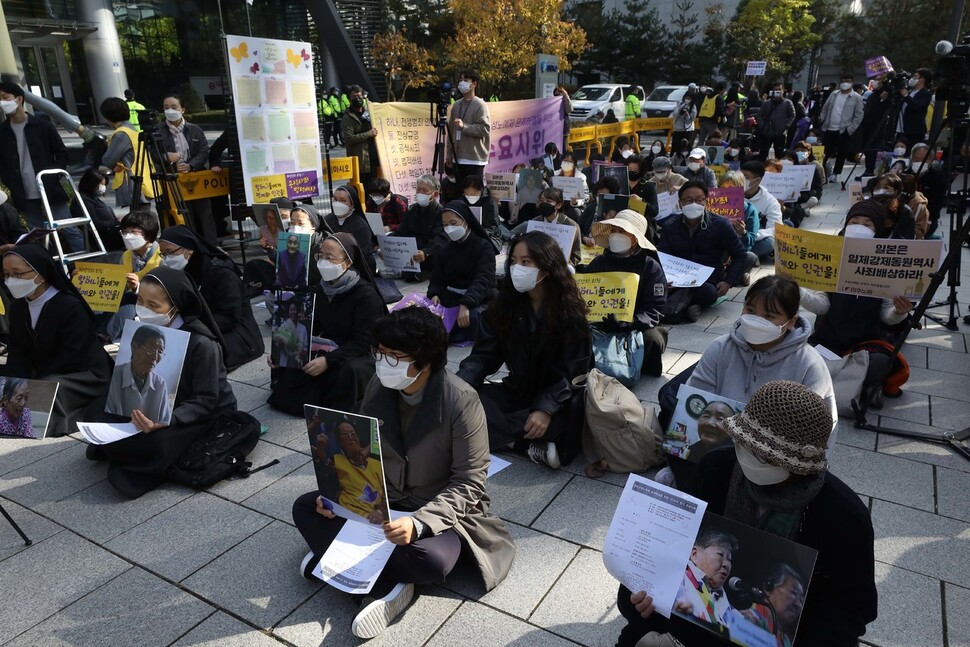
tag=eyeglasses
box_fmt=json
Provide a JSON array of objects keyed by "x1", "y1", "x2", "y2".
[
  {"x1": 160, "y1": 247, "x2": 184, "y2": 258},
  {"x1": 371, "y1": 349, "x2": 410, "y2": 366},
  {"x1": 3, "y1": 269, "x2": 37, "y2": 280},
  {"x1": 314, "y1": 252, "x2": 346, "y2": 263}
]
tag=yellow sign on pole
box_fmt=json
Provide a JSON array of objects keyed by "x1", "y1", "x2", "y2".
[
  {"x1": 773, "y1": 224, "x2": 843, "y2": 292},
  {"x1": 574, "y1": 272, "x2": 640, "y2": 323},
  {"x1": 72, "y1": 262, "x2": 129, "y2": 312}
]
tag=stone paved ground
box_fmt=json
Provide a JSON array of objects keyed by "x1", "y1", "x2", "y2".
[{"x1": 1, "y1": 166, "x2": 969, "y2": 647}]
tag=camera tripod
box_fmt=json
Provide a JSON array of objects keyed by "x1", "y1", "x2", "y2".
[
  {"x1": 430, "y1": 100, "x2": 454, "y2": 178},
  {"x1": 320, "y1": 119, "x2": 335, "y2": 200},
  {"x1": 0, "y1": 501, "x2": 31, "y2": 546},
  {"x1": 131, "y1": 117, "x2": 189, "y2": 230}
]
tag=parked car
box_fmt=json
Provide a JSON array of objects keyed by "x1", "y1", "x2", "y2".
[
  {"x1": 568, "y1": 84, "x2": 646, "y2": 123},
  {"x1": 642, "y1": 85, "x2": 691, "y2": 119}
]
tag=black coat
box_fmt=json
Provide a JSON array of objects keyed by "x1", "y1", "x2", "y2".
[
  {"x1": 0, "y1": 114, "x2": 69, "y2": 209},
  {"x1": 810, "y1": 292, "x2": 885, "y2": 355},
  {"x1": 584, "y1": 248, "x2": 667, "y2": 330},
  {"x1": 324, "y1": 212, "x2": 377, "y2": 273},
  {"x1": 427, "y1": 233, "x2": 496, "y2": 308},
  {"x1": 72, "y1": 193, "x2": 123, "y2": 251},
  {"x1": 394, "y1": 201, "x2": 447, "y2": 258},
  {"x1": 313, "y1": 280, "x2": 385, "y2": 370},
  {"x1": 457, "y1": 309, "x2": 591, "y2": 416},
  {"x1": 157, "y1": 121, "x2": 210, "y2": 171},
  {"x1": 195, "y1": 256, "x2": 265, "y2": 371},
  {"x1": 898, "y1": 88, "x2": 932, "y2": 139},
  {"x1": 658, "y1": 211, "x2": 746, "y2": 286},
  {"x1": 0, "y1": 202, "x2": 26, "y2": 246}
]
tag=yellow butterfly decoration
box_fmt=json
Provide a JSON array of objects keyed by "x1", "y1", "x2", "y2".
[
  {"x1": 230, "y1": 42, "x2": 249, "y2": 63},
  {"x1": 286, "y1": 48, "x2": 309, "y2": 68}
]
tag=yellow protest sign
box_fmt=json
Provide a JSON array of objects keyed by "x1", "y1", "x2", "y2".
[
  {"x1": 251, "y1": 174, "x2": 287, "y2": 202},
  {"x1": 580, "y1": 245, "x2": 604, "y2": 266},
  {"x1": 72, "y1": 262, "x2": 128, "y2": 312},
  {"x1": 321, "y1": 156, "x2": 357, "y2": 183},
  {"x1": 812, "y1": 145, "x2": 825, "y2": 162},
  {"x1": 708, "y1": 164, "x2": 728, "y2": 182},
  {"x1": 177, "y1": 169, "x2": 230, "y2": 200},
  {"x1": 773, "y1": 224, "x2": 843, "y2": 292},
  {"x1": 568, "y1": 125, "x2": 597, "y2": 143},
  {"x1": 574, "y1": 272, "x2": 640, "y2": 323},
  {"x1": 628, "y1": 195, "x2": 648, "y2": 216}
]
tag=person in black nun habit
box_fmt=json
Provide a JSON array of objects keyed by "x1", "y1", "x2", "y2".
[
  {"x1": 92, "y1": 266, "x2": 238, "y2": 498},
  {"x1": 323, "y1": 185, "x2": 377, "y2": 274},
  {"x1": 157, "y1": 226, "x2": 264, "y2": 371},
  {"x1": 1, "y1": 244, "x2": 112, "y2": 435},
  {"x1": 267, "y1": 232, "x2": 386, "y2": 416}
]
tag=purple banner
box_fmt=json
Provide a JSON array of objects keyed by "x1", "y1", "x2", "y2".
[{"x1": 286, "y1": 171, "x2": 318, "y2": 199}]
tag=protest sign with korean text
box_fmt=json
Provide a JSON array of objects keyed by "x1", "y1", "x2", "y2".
[
  {"x1": 527, "y1": 220, "x2": 577, "y2": 262},
  {"x1": 759, "y1": 172, "x2": 800, "y2": 202},
  {"x1": 656, "y1": 191, "x2": 679, "y2": 220},
  {"x1": 551, "y1": 175, "x2": 587, "y2": 201},
  {"x1": 485, "y1": 172, "x2": 517, "y2": 201},
  {"x1": 390, "y1": 292, "x2": 458, "y2": 333},
  {"x1": 574, "y1": 272, "x2": 640, "y2": 323},
  {"x1": 773, "y1": 225, "x2": 843, "y2": 292},
  {"x1": 837, "y1": 238, "x2": 943, "y2": 299},
  {"x1": 706, "y1": 187, "x2": 744, "y2": 222},
  {"x1": 658, "y1": 253, "x2": 715, "y2": 288},
  {"x1": 377, "y1": 234, "x2": 421, "y2": 272},
  {"x1": 72, "y1": 262, "x2": 129, "y2": 312}
]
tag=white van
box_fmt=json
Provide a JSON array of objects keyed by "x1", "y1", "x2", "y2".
[
  {"x1": 568, "y1": 84, "x2": 646, "y2": 123},
  {"x1": 642, "y1": 85, "x2": 691, "y2": 119}
]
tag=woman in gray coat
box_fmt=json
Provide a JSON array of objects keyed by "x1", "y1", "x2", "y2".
[{"x1": 292, "y1": 306, "x2": 515, "y2": 640}]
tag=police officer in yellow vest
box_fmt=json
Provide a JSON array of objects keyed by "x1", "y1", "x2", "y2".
[
  {"x1": 124, "y1": 89, "x2": 146, "y2": 133},
  {"x1": 697, "y1": 82, "x2": 726, "y2": 147},
  {"x1": 624, "y1": 86, "x2": 641, "y2": 120}
]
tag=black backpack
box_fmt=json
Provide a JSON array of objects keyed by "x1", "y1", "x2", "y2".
[{"x1": 169, "y1": 411, "x2": 271, "y2": 489}]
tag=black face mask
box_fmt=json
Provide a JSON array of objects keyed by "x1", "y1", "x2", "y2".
[
  {"x1": 351, "y1": 97, "x2": 364, "y2": 109},
  {"x1": 628, "y1": 171, "x2": 641, "y2": 181},
  {"x1": 538, "y1": 202, "x2": 557, "y2": 218}
]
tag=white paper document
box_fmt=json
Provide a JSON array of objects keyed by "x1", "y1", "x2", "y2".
[
  {"x1": 603, "y1": 475, "x2": 707, "y2": 618},
  {"x1": 77, "y1": 422, "x2": 141, "y2": 445},
  {"x1": 314, "y1": 519, "x2": 396, "y2": 594},
  {"x1": 378, "y1": 234, "x2": 421, "y2": 272},
  {"x1": 657, "y1": 252, "x2": 715, "y2": 288},
  {"x1": 526, "y1": 220, "x2": 575, "y2": 262},
  {"x1": 487, "y1": 454, "x2": 512, "y2": 478}
]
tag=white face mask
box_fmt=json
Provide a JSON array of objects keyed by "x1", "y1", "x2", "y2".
[
  {"x1": 122, "y1": 233, "x2": 147, "y2": 251},
  {"x1": 332, "y1": 201, "x2": 351, "y2": 218},
  {"x1": 97, "y1": 184, "x2": 107, "y2": 196},
  {"x1": 738, "y1": 314, "x2": 788, "y2": 345},
  {"x1": 375, "y1": 355, "x2": 418, "y2": 390},
  {"x1": 893, "y1": 147, "x2": 907, "y2": 156},
  {"x1": 560, "y1": 162, "x2": 575, "y2": 173},
  {"x1": 465, "y1": 194, "x2": 480, "y2": 205},
  {"x1": 796, "y1": 151, "x2": 808, "y2": 161},
  {"x1": 687, "y1": 162, "x2": 702, "y2": 172},
  {"x1": 621, "y1": 149, "x2": 634, "y2": 159},
  {"x1": 845, "y1": 224, "x2": 876, "y2": 239},
  {"x1": 872, "y1": 189, "x2": 892, "y2": 197},
  {"x1": 280, "y1": 217, "x2": 290, "y2": 230},
  {"x1": 681, "y1": 203, "x2": 705, "y2": 220},
  {"x1": 415, "y1": 193, "x2": 432, "y2": 207},
  {"x1": 5, "y1": 276, "x2": 39, "y2": 299},
  {"x1": 907, "y1": 78, "x2": 918, "y2": 88},
  {"x1": 444, "y1": 224, "x2": 466, "y2": 241},
  {"x1": 317, "y1": 259, "x2": 346, "y2": 282},
  {"x1": 457, "y1": 80, "x2": 472, "y2": 95},
  {"x1": 608, "y1": 233, "x2": 633, "y2": 254},
  {"x1": 655, "y1": 169, "x2": 670, "y2": 179},
  {"x1": 370, "y1": 194, "x2": 386, "y2": 206},
  {"x1": 736, "y1": 445, "x2": 790, "y2": 486},
  {"x1": 0, "y1": 99, "x2": 19, "y2": 115},
  {"x1": 0, "y1": 190, "x2": 6, "y2": 207},
  {"x1": 651, "y1": 145, "x2": 662, "y2": 154},
  {"x1": 290, "y1": 225, "x2": 314, "y2": 235},
  {"x1": 839, "y1": 82, "x2": 851, "y2": 91},
  {"x1": 160, "y1": 254, "x2": 189, "y2": 271},
  {"x1": 806, "y1": 136, "x2": 818, "y2": 144},
  {"x1": 728, "y1": 148, "x2": 740, "y2": 157},
  {"x1": 135, "y1": 304, "x2": 175, "y2": 326},
  {"x1": 164, "y1": 108, "x2": 182, "y2": 123},
  {"x1": 510, "y1": 264, "x2": 541, "y2": 292}
]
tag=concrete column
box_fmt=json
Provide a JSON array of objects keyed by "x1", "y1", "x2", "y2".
[
  {"x1": 0, "y1": 2, "x2": 22, "y2": 83},
  {"x1": 78, "y1": 0, "x2": 130, "y2": 120}
]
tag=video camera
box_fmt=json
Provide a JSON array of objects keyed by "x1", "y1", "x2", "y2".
[
  {"x1": 936, "y1": 33, "x2": 970, "y2": 104},
  {"x1": 885, "y1": 70, "x2": 912, "y2": 93},
  {"x1": 137, "y1": 109, "x2": 160, "y2": 133}
]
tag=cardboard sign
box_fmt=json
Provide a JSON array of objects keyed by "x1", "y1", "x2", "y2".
[
  {"x1": 838, "y1": 238, "x2": 943, "y2": 300},
  {"x1": 574, "y1": 272, "x2": 640, "y2": 323},
  {"x1": 72, "y1": 262, "x2": 129, "y2": 312},
  {"x1": 661, "y1": 385, "x2": 746, "y2": 462},
  {"x1": 527, "y1": 219, "x2": 576, "y2": 261},
  {"x1": 812, "y1": 145, "x2": 825, "y2": 162},
  {"x1": 865, "y1": 56, "x2": 894, "y2": 78},
  {"x1": 551, "y1": 175, "x2": 587, "y2": 201},
  {"x1": 784, "y1": 164, "x2": 817, "y2": 192},
  {"x1": 746, "y1": 61, "x2": 768, "y2": 76},
  {"x1": 773, "y1": 224, "x2": 844, "y2": 292},
  {"x1": 377, "y1": 234, "x2": 421, "y2": 272},
  {"x1": 657, "y1": 253, "x2": 715, "y2": 288},
  {"x1": 485, "y1": 172, "x2": 517, "y2": 201},
  {"x1": 849, "y1": 182, "x2": 863, "y2": 206},
  {"x1": 706, "y1": 187, "x2": 744, "y2": 222}
]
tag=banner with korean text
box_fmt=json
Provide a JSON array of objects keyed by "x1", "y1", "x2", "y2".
[{"x1": 574, "y1": 272, "x2": 640, "y2": 323}]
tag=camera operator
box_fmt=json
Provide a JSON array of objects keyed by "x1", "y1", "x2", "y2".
[
  {"x1": 446, "y1": 70, "x2": 491, "y2": 185},
  {"x1": 896, "y1": 68, "x2": 933, "y2": 145},
  {"x1": 859, "y1": 73, "x2": 893, "y2": 176}
]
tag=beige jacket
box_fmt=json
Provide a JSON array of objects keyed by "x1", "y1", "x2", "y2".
[
  {"x1": 361, "y1": 369, "x2": 515, "y2": 591},
  {"x1": 649, "y1": 171, "x2": 688, "y2": 195},
  {"x1": 447, "y1": 97, "x2": 491, "y2": 166},
  {"x1": 909, "y1": 191, "x2": 929, "y2": 239}
]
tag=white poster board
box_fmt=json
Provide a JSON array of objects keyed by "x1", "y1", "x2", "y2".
[
  {"x1": 746, "y1": 61, "x2": 768, "y2": 76},
  {"x1": 485, "y1": 172, "x2": 518, "y2": 201},
  {"x1": 551, "y1": 175, "x2": 587, "y2": 201},
  {"x1": 656, "y1": 191, "x2": 679, "y2": 220},
  {"x1": 527, "y1": 220, "x2": 576, "y2": 261},
  {"x1": 759, "y1": 172, "x2": 800, "y2": 202},
  {"x1": 658, "y1": 252, "x2": 716, "y2": 288},
  {"x1": 378, "y1": 234, "x2": 421, "y2": 272}
]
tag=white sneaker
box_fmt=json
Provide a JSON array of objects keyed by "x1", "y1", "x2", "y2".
[
  {"x1": 299, "y1": 551, "x2": 318, "y2": 580},
  {"x1": 527, "y1": 441, "x2": 561, "y2": 469},
  {"x1": 351, "y1": 582, "x2": 415, "y2": 639},
  {"x1": 827, "y1": 173, "x2": 837, "y2": 183},
  {"x1": 804, "y1": 196, "x2": 819, "y2": 209}
]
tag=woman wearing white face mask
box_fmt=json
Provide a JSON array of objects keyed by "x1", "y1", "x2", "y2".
[
  {"x1": 427, "y1": 201, "x2": 497, "y2": 343},
  {"x1": 100, "y1": 210, "x2": 163, "y2": 342},
  {"x1": 618, "y1": 381, "x2": 877, "y2": 647},
  {"x1": 93, "y1": 266, "x2": 238, "y2": 498},
  {"x1": 554, "y1": 152, "x2": 590, "y2": 209},
  {"x1": 267, "y1": 233, "x2": 385, "y2": 416},
  {"x1": 1, "y1": 245, "x2": 112, "y2": 436},
  {"x1": 460, "y1": 175, "x2": 503, "y2": 246},
  {"x1": 292, "y1": 307, "x2": 514, "y2": 639},
  {"x1": 72, "y1": 168, "x2": 123, "y2": 251},
  {"x1": 393, "y1": 174, "x2": 447, "y2": 282},
  {"x1": 458, "y1": 231, "x2": 591, "y2": 469},
  {"x1": 157, "y1": 226, "x2": 264, "y2": 370},
  {"x1": 324, "y1": 185, "x2": 377, "y2": 274},
  {"x1": 583, "y1": 210, "x2": 669, "y2": 376}
]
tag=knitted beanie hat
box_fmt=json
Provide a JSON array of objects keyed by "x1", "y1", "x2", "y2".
[
  {"x1": 845, "y1": 199, "x2": 888, "y2": 237},
  {"x1": 724, "y1": 381, "x2": 832, "y2": 475}
]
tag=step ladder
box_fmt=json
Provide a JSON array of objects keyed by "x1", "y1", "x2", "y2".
[{"x1": 35, "y1": 168, "x2": 107, "y2": 269}]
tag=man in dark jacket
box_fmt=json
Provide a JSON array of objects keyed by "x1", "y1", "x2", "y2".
[
  {"x1": 342, "y1": 85, "x2": 378, "y2": 185},
  {"x1": 658, "y1": 180, "x2": 745, "y2": 323},
  {"x1": 756, "y1": 82, "x2": 795, "y2": 160},
  {"x1": 0, "y1": 82, "x2": 83, "y2": 252},
  {"x1": 896, "y1": 68, "x2": 933, "y2": 145},
  {"x1": 860, "y1": 74, "x2": 893, "y2": 176}
]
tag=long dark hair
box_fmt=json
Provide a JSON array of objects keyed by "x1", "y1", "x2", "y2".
[{"x1": 486, "y1": 231, "x2": 588, "y2": 341}]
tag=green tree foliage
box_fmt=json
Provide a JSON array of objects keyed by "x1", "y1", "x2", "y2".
[{"x1": 726, "y1": 0, "x2": 821, "y2": 80}]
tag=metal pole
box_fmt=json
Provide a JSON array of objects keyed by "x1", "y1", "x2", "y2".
[{"x1": 929, "y1": 0, "x2": 966, "y2": 139}]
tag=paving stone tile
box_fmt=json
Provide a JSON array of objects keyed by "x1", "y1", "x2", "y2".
[
  {"x1": 206, "y1": 440, "x2": 309, "y2": 503},
  {"x1": 275, "y1": 583, "x2": 460, "y2": 647},
  {"x1": 6, "y1": 567, "x2": 214, "y2": 647},
  {"x1": 828, "y1": 445, "x2": 934, "y2": 512},
  {"x1": 250, "y1": 404, "x2": 309, "y2": 448},
  {"x1": 832, "y1": 417, "x2": 877, "y2": 451},
  {"x1": 182, "y1": 521, "x2": 321, "y2": 629},
  {"x1": 865, "y1": 562, "x2": 943, "y2": 647},
  {"x1": 530, "y1": 548, "x2": 625, "y2": 646},
  {"x1": 171, "y1": 612, "x2": 283, "y2": 647},
  {"x1": 243, "y1": 460, "x2": 317, "y2": 524},
  {"x1": 486, "y1": 456, "x2": 573, "y2": 527},
  {"x1": 0, "y1": 441, "x2": 107, "y2": 507},
  {"x1": 872, "y1": 499, "x2": 970, "y2": 587},
  {"x1": 936, "y1": 466, "x2": 970, "y2": 523},
  {"x1": 426, "y1": 601, "x2": 576, "y2": 647},
  {"x1": 945, "y1": 583, "x2": 970, "y2": 647},
  {"x1": 665, "y1": 327, "x2": 722, "y2": 353},
  {"x1": 905, "y1": 366, "x2": 970, "y2": 402},
  {"x1": 442, "y1": 521, "x2": 579, "y2": 619},
  {"x1": 631, "y1": 374, "x2": 668, "y2": 406},
  {"x1": 868, "y1": 390, "x2": 930, "y2": 426},
  {"x1": 0, "y1": 433, "x2": 76, "y2": 476},
  {"x1": 231, "y1": 382, "x2": 273, "y2": 414},
  {"x1": 906, "y1": 327, "x2": 967, "y2": 352},
  {"x1": 929, "y1": 394, "x2": 970, "y2": 431},
  {"x1": 229, "y1": 355, "x2": 272, "y2": 388},
  {"x1": 666, "y1": 350, "x2": 702, "y2": 376},
  {"x1": 927, "y1": 346, "x2": 970, "y2": 376},
  {"x1": 0, "y1": 532, "x2": 130, "y2": 643},
  {"x1": 37, "y1": 481, "x2": 193, "y2": 543},
  {"x1": 0, "y1": 498, "x2": 63, "y2": 562},
  {"x1": 106, "y1": 491, "x2": 272, "y2": 581},
  {"x1": 901, "y1": 343, "x2": 927, "y2": 369},
  {"x1": 877, "y1": 430, "x2": 970, "y2": 474},
  {"x1": 532, "y1": 477, "x2": 622, "y2": 550}
]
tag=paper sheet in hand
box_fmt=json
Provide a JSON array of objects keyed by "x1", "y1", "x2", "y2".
[
  {"x1": 551, "y1": 175, "x2": 586, "y2": 201},
  {"x1": 759, "y1": 172, "x2": 800, "y2": 202},
  {"x1": 313, "y1": 519, "x2": 396, "y2": 594},
  {"x1": 657, "y1": 252, "x2": 715, "y2": 287},
  {"x1": 365, "y1": 212, "x2": 385, "y2": 236},
  {"x1": 487, "y1": 454, "x2": 512, "y2": 478},
  {"x1": 656, "y1": 191, "x2": 678, "y2": 220},
  {"x1": 378, "y1": 234, "x2": 421, "y2": 272},
  {"x1": 526, "y1": 220, "x2": 575, "y2": 262},
  {"x1": 77, "y1": 422, "x2": 140, "y2": 445},
  {"x1": 603, "y1": 475, "x2": 707, "y2": 618}
]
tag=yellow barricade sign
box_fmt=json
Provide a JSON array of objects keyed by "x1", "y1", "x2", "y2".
[
  {"x1": 321, "y1": 156, "x2": 357, "y2": 183},
  {"x1": 619, "y1": 121, "x2": 636, "y2": 135},
  {"x1": 580, "y1": 245, "x2": 604, "y2": 266},
  {"x1": 177, "y1": 169, "x2": 230, "y2": 200},
  {"x1": 574, "y1": 271, "x2": 640, "y2": 323},
  {"x1": 568, "y1": 126, "x2": 597, "y2": 143},
  {"x1": 72, "y1": 262, "x2": 128, "y2": 313},
  {"x1": 596, "y1": 122, "x2": 623, "y2": 139},
  {"x1": 635, "y1": 117, "x2": 674, "y2": 132},
  {"x1": 773, "y1": 224, "x2": 843, "y2": 292}
]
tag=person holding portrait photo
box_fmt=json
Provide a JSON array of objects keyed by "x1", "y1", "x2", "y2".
[
  {"x1": 105, "y1": 324, "x2": 171, "y2": 423},
  {"x1": 309, "y1": 417, "x2": 386, "y2": 524}
]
